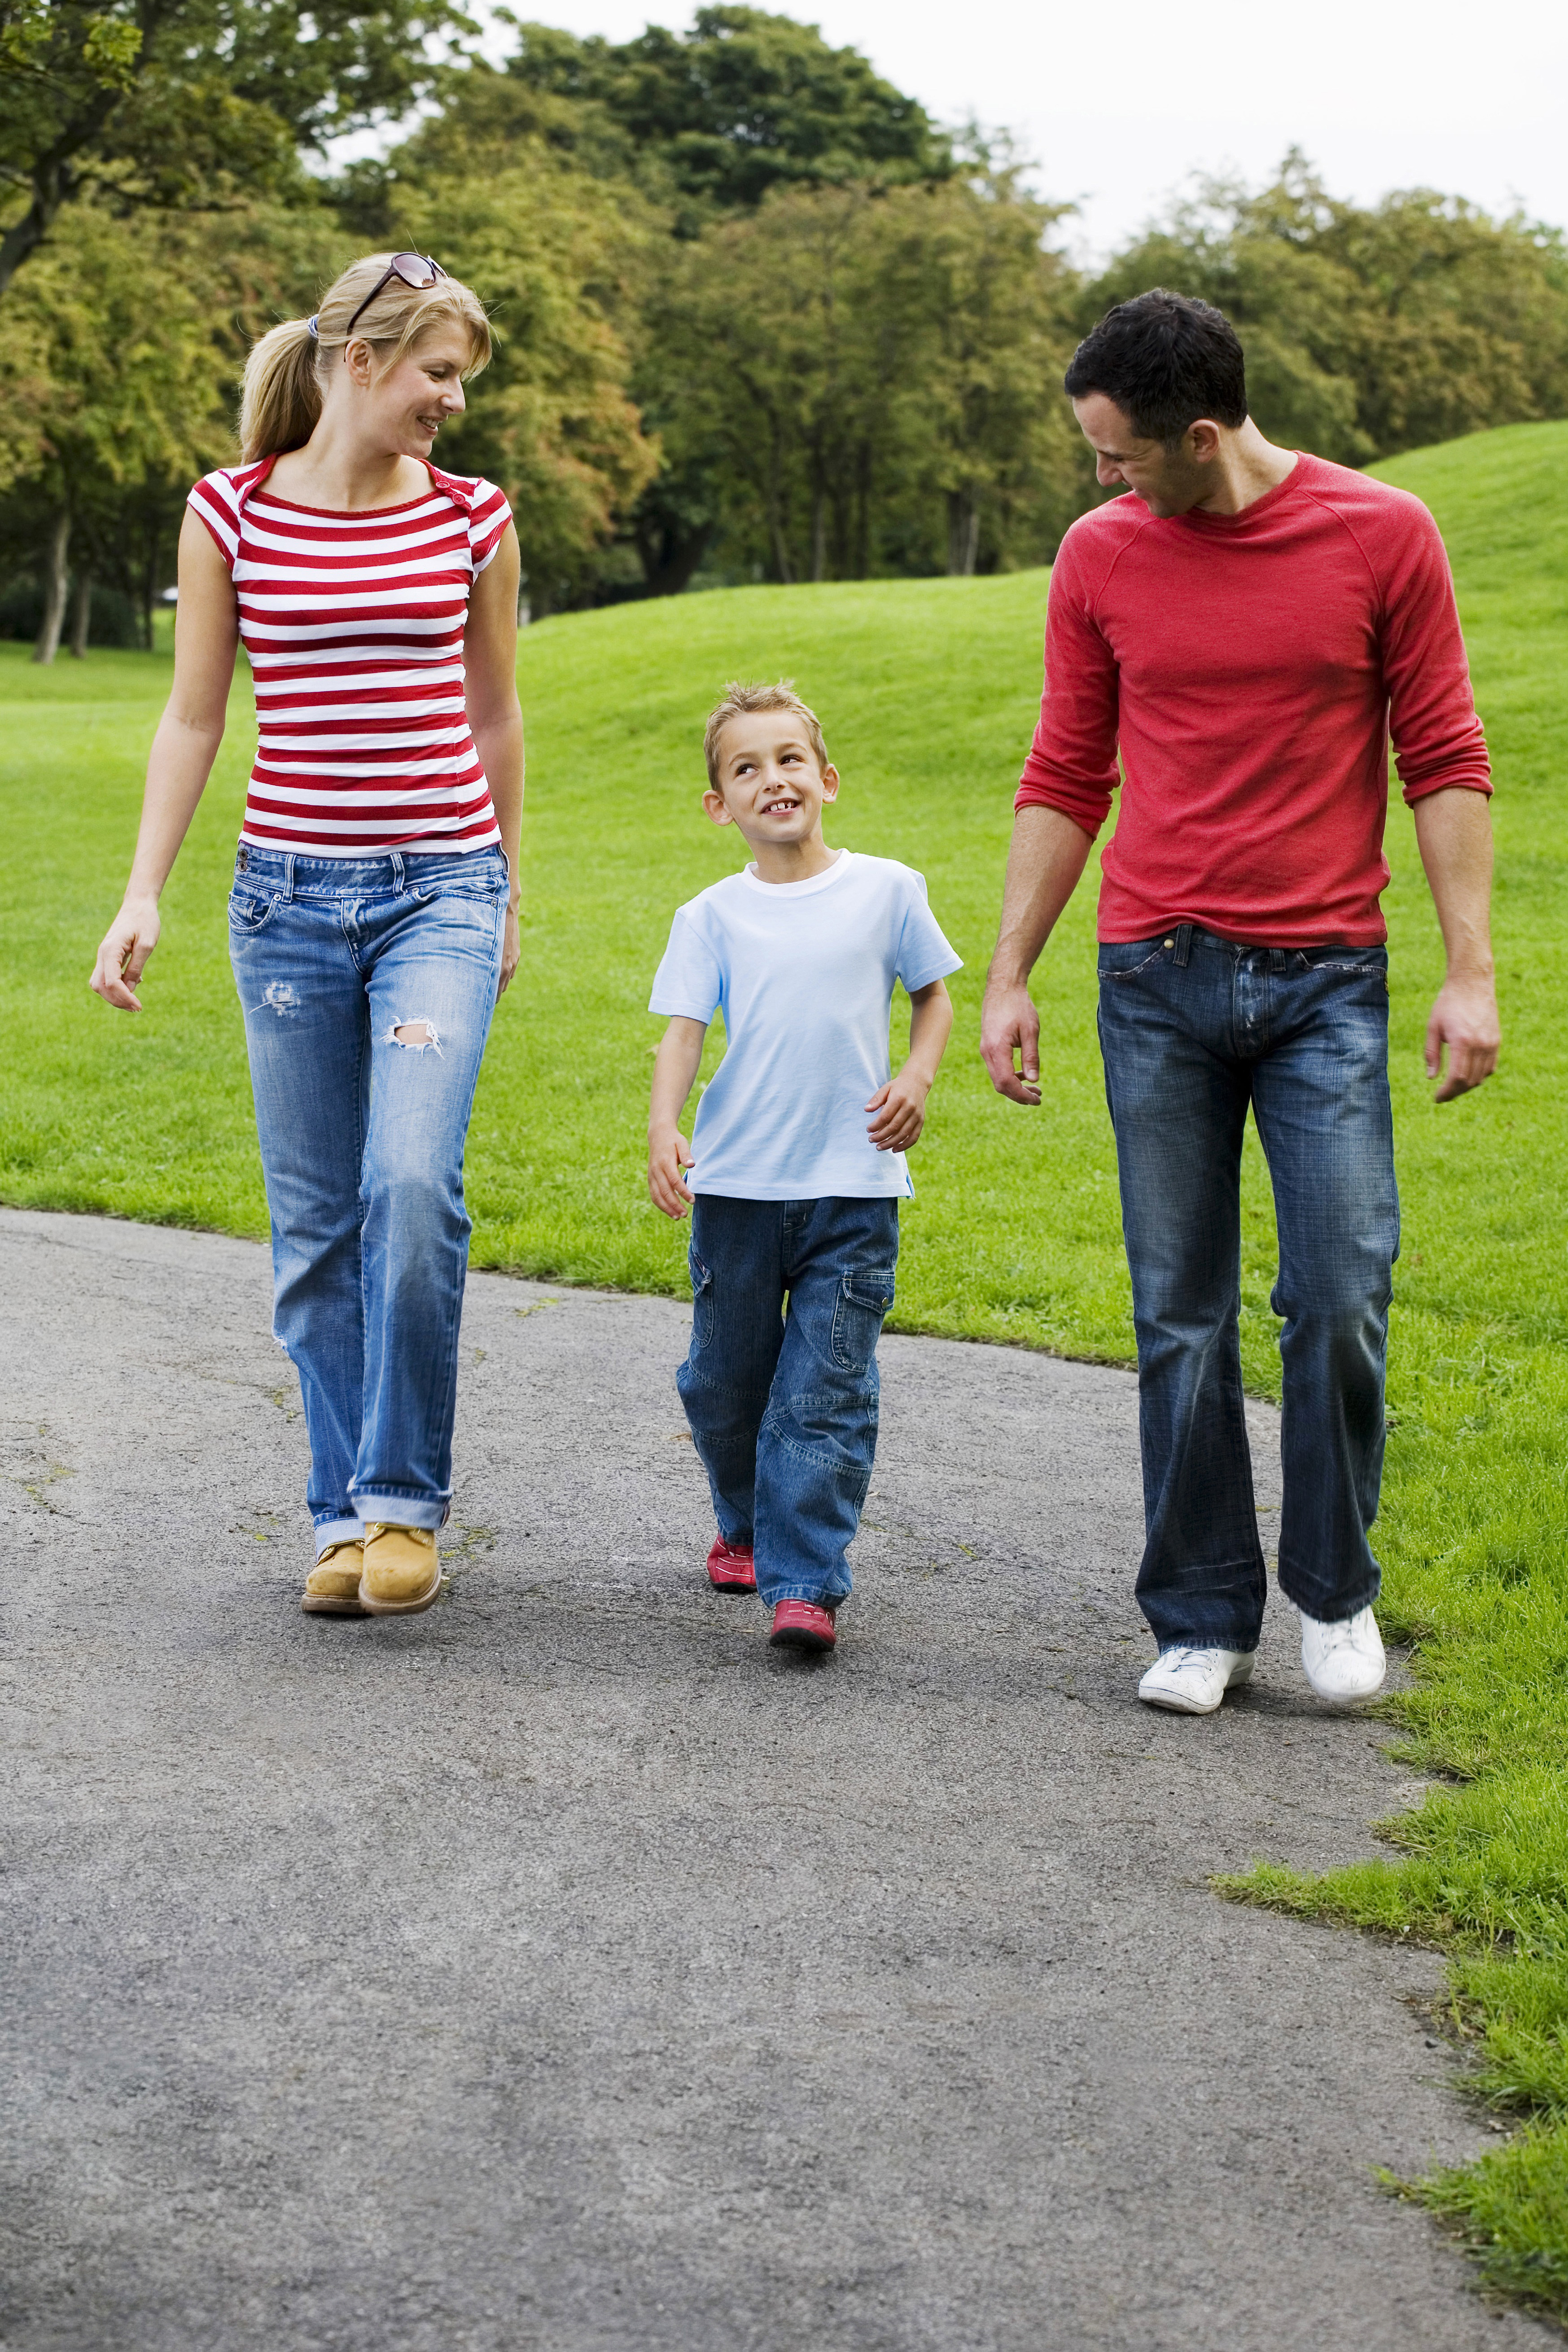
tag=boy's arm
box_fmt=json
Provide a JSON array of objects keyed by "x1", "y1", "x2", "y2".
[
  {"x1": 649, "y1": 1016, "x2": 708, "y2": 1217},
  {"x1": 866, "y1": 979, "x2": 954, "y2": 1153}
]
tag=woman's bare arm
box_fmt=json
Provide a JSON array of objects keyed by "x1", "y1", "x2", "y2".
[
  {"x1": 89, "y1": 510, "x2": 239, "y2": 1011},
  {"x1": 464, "y1": 524, "x2": 524, "y2": 998}
]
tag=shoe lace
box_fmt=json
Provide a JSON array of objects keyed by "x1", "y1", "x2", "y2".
[{"x1": 1312, "y1": 1611, "x2": 1368, "y2": 1654}]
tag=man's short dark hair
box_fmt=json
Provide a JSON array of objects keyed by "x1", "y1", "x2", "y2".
[{"x1": 1063, "y1": 290, "x2": 1248, "y2": 446}]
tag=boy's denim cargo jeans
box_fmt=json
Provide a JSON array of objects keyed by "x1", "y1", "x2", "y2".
[{"x1": 678, "y1": 1194, "x2": 900, "y2": 1608}]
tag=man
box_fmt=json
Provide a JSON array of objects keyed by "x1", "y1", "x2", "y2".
[{"x1": 981, "y1": 289, "x2": 1498, "y2": 1716}]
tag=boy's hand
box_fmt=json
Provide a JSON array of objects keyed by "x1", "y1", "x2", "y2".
[
  {"x1": 866, "y1": 1067, "x2": 931, "y2": 1153},
  {"x1": 648, "y1": 1125, "x2": 696, "y2": 1218}
]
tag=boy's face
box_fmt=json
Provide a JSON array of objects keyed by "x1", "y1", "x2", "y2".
[{"x1": 703, "y1": 711, "x2": 839, "y2": 849}]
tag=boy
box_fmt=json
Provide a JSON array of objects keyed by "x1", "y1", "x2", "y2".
[{"x1": 647, "y1": 681, "x2": 961, "y2": 1656}]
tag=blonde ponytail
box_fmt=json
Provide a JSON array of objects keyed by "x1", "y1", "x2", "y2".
[
  {"x1": 239, "y1": 316, "x2": 324, "y2": 463},
  {"x1": 238, "y1": 256, "x2": 492, "y2": 464}
]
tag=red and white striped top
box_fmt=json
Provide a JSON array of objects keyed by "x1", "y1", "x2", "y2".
[{"x1": 188, "y1": 457, "x2": 512, "y2": 856}]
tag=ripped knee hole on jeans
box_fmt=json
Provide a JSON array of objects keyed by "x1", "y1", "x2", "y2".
[{"x1": 385, "y1": 1019, "x2": 442, "y2": 1054}]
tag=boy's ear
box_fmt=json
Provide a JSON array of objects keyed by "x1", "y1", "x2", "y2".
[
  {"x1": 820, "y1": 762, "x2": 841, "y2": 803},
  {"x1": 701, "y1": 786, "x2": 733, "y2": 828}
]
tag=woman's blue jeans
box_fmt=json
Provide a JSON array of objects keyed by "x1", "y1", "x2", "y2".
[
  {"x1": 1097, "y1": 928, "x2": 1400, "y2": 1655},
  {"x1": 678, "y1": 1196, "x2": 899, "y2": 1608},
  {"x1": 229, "y1": 847, "x2": 505, "y2": 1551}
]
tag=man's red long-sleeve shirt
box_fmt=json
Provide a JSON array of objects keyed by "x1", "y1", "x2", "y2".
[{"x1": 1015, "y1": 451, "x2": 1491, "y2": 945}]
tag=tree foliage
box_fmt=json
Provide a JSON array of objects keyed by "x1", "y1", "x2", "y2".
[
  {"x1": 641, "y1": 166, "x2": 1079, "y2": 589},
  {"x1": 9, "y1": 45, "x2": 1568, "y2": 649},
  {"x1": 0, "y1": 0, "x2": 475, "y2": 293},
  {"x1": 501, "y1": 6, "x2": 950, "y2": 220},
  {"x1": 1087, "y1": 153, "x2": 1568, "y2": 464}
]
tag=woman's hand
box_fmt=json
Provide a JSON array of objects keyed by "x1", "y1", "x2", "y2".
[
  {"x1": 90, "y1": 895, "x2": 162, "y2": 1012},
  {"x1": 87, "y1": 510, "x2": 237, "y2": 1013},
  {"x1": 497, "y1": 902, "x2": 521, "y2": 998}
]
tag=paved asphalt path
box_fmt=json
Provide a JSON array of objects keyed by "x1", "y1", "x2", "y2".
[{"x1": 1, "y1": 1206, "x2": 1544, "y2": 2352}]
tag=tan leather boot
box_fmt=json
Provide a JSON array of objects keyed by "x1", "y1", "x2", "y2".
[
  {"x1": 359, "y1": 1523, "x2": 442, "y2": 1615},
  {"x1": 302, "y1": 1540, "x2": 366, "y2": 1616}
]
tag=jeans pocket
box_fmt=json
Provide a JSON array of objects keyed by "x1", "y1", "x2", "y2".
[
  {"x1": 830, "y1": 1267, "x2": 896, "y2": 1374},
  {"x1": 228, "y1": 890, "x2": 279, "y2": 935},
  {"x1": 1098, "y1": 937, "x2": 1170, "y2": 983},
  {"x1": 689, "y1": 1248, "x2": 714, "y2": 1356}
]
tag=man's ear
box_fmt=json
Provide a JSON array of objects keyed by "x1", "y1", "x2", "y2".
[
  {"x1": 702, "y1": 786, "x2": 733, "y2": 827},
  {"x1": 1187, "y1": 419, "x2": 1222, "y2": 464},
  {"x1": 819, "y1": 762, "x2": 841, "y2": 803}
]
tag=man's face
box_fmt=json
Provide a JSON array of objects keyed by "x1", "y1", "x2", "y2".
[
  {"x1": 1071, "y1": 392, "x2": 1214, "y2": 518},
  {"x1": 703, "y1": 711, "x2": 838, "y2": 848}
]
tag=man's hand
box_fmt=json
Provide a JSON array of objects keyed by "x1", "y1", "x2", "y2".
[
  {"x1": 1426, "y1": 972, "x2": 1499, "y2": 1102},
  {"x1": 866, "y1": 1067, "x2": 930, "y2": 1152},
  {"x1": 980, "y1": 978, "x2": 1042, "y2": 1105},
  {"x1": 648, "y1": 1124, "x2": 696, "y2": 1218},
  {"x1": 90, "y1": 895, "x2": 161, "y2": 1012}
]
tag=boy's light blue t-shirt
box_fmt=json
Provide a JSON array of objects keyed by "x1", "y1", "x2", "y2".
[{"x1": 648, "y1": 849, "x2": 963, "y2": 1200}]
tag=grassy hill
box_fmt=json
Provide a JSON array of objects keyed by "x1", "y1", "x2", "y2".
[{"x1": 3, "y1": 418, "x2": 1568, "y2": 2312}]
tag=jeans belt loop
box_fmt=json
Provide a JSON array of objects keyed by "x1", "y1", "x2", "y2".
[
  {"x1": 1174, "y1": 923, "x2": 1192, "y2": 968},
  {"x1": 282, "y1": 853, "x2": 296, "y2": 902},
  {"x1": 391, "y1": 850, "x2": 405, "y2": 890}
]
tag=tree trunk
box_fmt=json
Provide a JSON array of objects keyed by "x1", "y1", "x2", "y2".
[
  {"x1": 32, "y1": 507, "x2": 71, "y2": 666},
  {"x1": 852, "y1": 441, "x2": 872, "y2": 580},
  {"x1": 633, "y1": 516, "x2": 714, "y2": 598},
  {"x1": 69, "y1": 568, "x2": 93, "y2": 658},
  {"x1": 139, "y1": 527, "x2": 158, "y2": 650},
  {"x1": 810, "y1": 484, "x2": 827, "y2": 584},
  {"x1": 766, "y1": 425, "x2": 794, "y2": 584},
  {"x1": 946, "y1": 489, "x2": 981, "y2": 578}
]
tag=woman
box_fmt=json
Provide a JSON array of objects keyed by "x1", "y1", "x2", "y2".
[{"x1": 90, "y1": 253, "x2": 524, "y2": 1621}]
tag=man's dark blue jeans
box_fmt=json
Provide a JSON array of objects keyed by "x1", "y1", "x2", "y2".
[
  {"x1": 678, "y1": 1195, "x2": 899, "y2": 1609},
  {"x1": 1097, "y1": 926, "x2": 1399, "y2": 1656}
]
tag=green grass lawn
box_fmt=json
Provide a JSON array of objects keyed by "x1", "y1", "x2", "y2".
[{"x1": 3, "y1": 420, "x2": 1567, "y2": 2313}]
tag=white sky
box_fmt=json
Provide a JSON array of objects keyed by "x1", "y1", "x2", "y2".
[{"x1": 488, "y1": 0, "x2": 1568, "y2": 261}]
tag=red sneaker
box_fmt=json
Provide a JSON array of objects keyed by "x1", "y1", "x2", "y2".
[
  {"x1": 768, "y1": 1599, "x2": 838, "y2": 1652},
  {"x1": 706, "y1": 1537, "x2": 757, "y2": 1594}
]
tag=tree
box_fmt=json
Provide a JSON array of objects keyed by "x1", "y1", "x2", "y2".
[
  {"x1": 0, "y1": 187, "x2": 340, "y2": 654},
  {"x1": 641, "y1": 171, "x2": 1088, "y2": 589},
  {"x1": 1086, "y1": 154, "x2": 1568, "y2": 463},
  {"x1": 502, "y1": 6, "x2": 950, "y2": 221},
  {"x1": 0, "y1": 0, "x2": 475, "y2": 297},
  {"x1": 344, "y1": 105, "x2": 661, "y2": 613}
]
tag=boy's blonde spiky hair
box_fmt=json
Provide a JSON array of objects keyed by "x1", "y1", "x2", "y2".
[{"x1": 703, "y1": 680, "x2": 829, "y2": 789}]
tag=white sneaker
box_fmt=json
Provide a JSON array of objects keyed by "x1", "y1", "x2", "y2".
[
  {"x1": 1138, "y1": 1646, "x2": 1255, "y2": 1715},
  {"x1": 1299, "y1": 1605, "x2": 1386, "y2": 1704}
]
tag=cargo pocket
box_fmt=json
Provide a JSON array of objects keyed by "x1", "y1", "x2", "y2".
[
  {"x1": 830, "y1": 1267, "x2": 896, "y2": 1375},
  {"x1": 688, "y1": 1248, "x2": 714, "y2": 1357}
]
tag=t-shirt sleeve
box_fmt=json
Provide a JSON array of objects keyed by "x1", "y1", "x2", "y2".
[
  {"x1": 187, "y1": 471, "x2": 241, "y2": 572},
  {"x1": 649, "y1": 907, "x2": 723, "y2": 1022},
  {"x1": 1014, "y1": 524, "x2": 1121, "y2": 836},
  {"x1": 469, "y1": 480, "x2": 514, "y2": 576},
  {"x1": 1375, "y1": 495, "x2": 1491, "y2": 806},
  {"x1": 894, "y1": 872, "x2": 964, "y2": 992}
]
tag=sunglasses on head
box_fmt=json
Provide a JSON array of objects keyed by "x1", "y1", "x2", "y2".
[{"x1": 344, "y1": 253, "x2": 448, "y2": 340}]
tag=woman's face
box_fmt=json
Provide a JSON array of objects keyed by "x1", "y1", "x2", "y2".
[{"x1": 351, "y1": 324, "x2": 472, "y2": 459}]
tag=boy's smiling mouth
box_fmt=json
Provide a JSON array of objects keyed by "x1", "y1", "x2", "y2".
[{"x1": 762, "y1": 796, "x2": 800, "y2": 814}]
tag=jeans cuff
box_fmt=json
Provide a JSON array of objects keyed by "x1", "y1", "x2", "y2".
[
  {"x1": 760, "y1": 1583, "x2": 850, "y2": 1607},
  {"x1": 351, "y1": 1491, "x2": 446, "y2": 1532},
  {"x1": 1278, "y1": 1564, "x2": 1381, "y2": 1623},
  {"x1": 313, "y1": 1513, "x2": 364, "y2": 1556}
]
